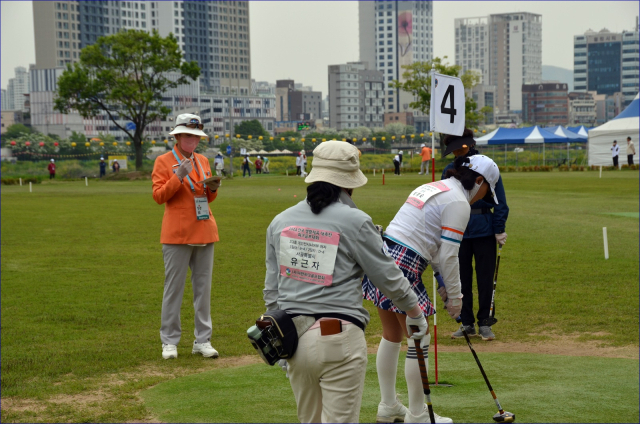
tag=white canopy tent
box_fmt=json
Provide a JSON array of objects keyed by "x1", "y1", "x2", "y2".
[{"x1": 588, "y1": 93, "x2": 639, "y2": 166}]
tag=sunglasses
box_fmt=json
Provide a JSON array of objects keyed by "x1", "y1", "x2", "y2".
[{"x1": 177, "y1": 122, "x2": 204, "y2": 130}]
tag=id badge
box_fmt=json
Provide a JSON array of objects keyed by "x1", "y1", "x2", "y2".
[{"x1": 194, "y1": 196, "x2": 210, "y2": 220}]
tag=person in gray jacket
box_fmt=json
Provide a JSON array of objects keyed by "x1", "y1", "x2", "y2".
[{"x1": 263, "y1": 140, "x2": 428, "y2": 424}]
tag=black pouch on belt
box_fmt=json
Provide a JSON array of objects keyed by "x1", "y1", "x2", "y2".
[{"x1": 256, "y1": 310, "x2": 299, "y2": 365}]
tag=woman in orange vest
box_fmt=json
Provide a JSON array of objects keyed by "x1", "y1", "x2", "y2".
[{"x1": 152, "y1": 113, "x2": 222, "y2": 360}]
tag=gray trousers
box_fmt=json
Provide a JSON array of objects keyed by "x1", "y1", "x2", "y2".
[
  {"x1": 420, "y1": 160, "x2": 430, "y2": 174},
  {"x1": 160, "y1": 243, "x2": 214, "y2": 345}
]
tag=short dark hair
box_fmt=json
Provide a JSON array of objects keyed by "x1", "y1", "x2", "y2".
[{"x1": 627, "y1": 137, "x2": 632, "y2": 140}]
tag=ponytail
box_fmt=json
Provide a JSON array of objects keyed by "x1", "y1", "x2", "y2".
[{"x1": 306, "y1": 182, "x2": 342, "y2": 214}]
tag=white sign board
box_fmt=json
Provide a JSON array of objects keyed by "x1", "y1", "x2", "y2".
[
  {"x1": 429, "y1": 73, "x2": 465, "y2": 136},
  {"x1": 240, "y1": 147, "x2": 247, "y2": 156}
]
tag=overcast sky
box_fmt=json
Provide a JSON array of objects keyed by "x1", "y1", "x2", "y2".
[{"x1": 2, "y1": 1, "x2": 639, "y2": 94}]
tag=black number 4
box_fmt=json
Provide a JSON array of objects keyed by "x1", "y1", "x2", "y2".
[{"x1": 440, "y1": 85, "x2": 457, "y2": 124}]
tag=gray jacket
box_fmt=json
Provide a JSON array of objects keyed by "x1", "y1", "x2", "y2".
[{"x1": 263, "y1": 191, "x2": 418, "y2": 327}]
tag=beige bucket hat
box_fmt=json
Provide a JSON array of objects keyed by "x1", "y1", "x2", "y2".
[{"x1": 305, "y1": 140, "x2": 367, "y2": 189}]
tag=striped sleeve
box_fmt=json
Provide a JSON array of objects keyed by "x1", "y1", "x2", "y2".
[{"x1": 441, "y1": 226, "x2": 464, "y2": 245}]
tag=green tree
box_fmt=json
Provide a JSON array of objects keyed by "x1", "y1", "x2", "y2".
[
  {"x1": 234, "y1": 120, "x2": 269, "y2": 139},
  {"x1": 54, "y1": 29, "x2": 200, "y2": 170},
  {"x1": 391, "y1": 57, "x2": 488, "y2": 132},
  {"x1": 1, "y1": 123, "x2": 35, "y2": 144}
]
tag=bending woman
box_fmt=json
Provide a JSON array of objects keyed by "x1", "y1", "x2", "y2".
[{"x1": 363, "y1": 152, "x2": 501, "y2": 424}]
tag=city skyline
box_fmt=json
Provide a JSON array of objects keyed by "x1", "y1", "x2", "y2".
[{"x1": 2, "y1": 1, "x2": 639, "y2": 96}]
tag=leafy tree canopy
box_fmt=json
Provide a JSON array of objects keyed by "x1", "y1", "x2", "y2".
[
  {"x1": 233, "y1": 120, "x2": 269, "y2": 139},
  {"x1": 54, "y1": 29, "x2": 200, "y2": 170}
]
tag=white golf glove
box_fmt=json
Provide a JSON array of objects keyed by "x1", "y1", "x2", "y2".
[
  {"x1": 495, "y1": 232, "x2": 507, "y2": 245},
  {"x1": 445, "y1": 297, "x2": 463, "y2": 320},
  {"x1": 277, "y1": 359, "x2": 289, "y2": 378},
  {"x1": 406, "y1": 314, "x2": 428, "y2": 339},
  {"x1": 175, "y1": 159, "x2": 193, "y2": 180}
]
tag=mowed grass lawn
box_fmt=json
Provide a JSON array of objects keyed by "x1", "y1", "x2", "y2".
[{"x1": 1, "y1": 170, "x2": 638, "y2": 422}]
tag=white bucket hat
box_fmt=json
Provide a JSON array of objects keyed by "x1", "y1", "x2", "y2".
[
  {"x1": 169, "y1": 113, "x2": 208, "y2": 137},
  {"x1": 464, "y1": 154, "x2": 500, "y2": 204},
  {"x1": 305, "y1": 140, "x2": 367, "y2": 189},
  {"x1": 50, "y1": 159, "x2": 55, "y2": 162}
]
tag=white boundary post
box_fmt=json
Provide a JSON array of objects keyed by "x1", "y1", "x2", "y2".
[
  {"x1": 373, "y1": 169, "x2": 376, "y2": 177},
  {"x1": 599, "y1": 165, "x2": 602, "y2": 178},
  {"x1": 603, "y1": 227, "x2": 609, "y2": 259},
  {"x1": 19, "y1": 178, "x2": 22, "y2": 186},
  {"x1": 85, "y1": 177, "x2": 88, "y2": 186},
  {"x1": 29, "y1": 182, "x2": 32, "y2": 192}
]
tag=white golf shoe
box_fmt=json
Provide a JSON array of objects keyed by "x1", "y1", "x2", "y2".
[
  {"x1": 376, "y1": 398, "x2": 408, "y2": 423},
  {"x1": 162, "y1": 344, "x2": 178, "y2": 360},
  {"x1": 405, "y1": 405, "x2": 453, "y2": 423},
  {"x1": 192, "y1": 341, "x2": 219, "y2": 358}
]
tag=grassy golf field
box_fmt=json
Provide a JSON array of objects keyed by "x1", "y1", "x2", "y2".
[{"x1": 1, "y1": 170, "x2": 638, "y2": 423}]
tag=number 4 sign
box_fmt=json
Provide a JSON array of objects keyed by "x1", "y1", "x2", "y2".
[{"x1": 429, "y1": 72, "x2": 465, "y2": 136}]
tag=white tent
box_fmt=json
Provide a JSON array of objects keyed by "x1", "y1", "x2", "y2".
[{"x1": 588, "y1": 93, "x2": 639, "y2": 166}]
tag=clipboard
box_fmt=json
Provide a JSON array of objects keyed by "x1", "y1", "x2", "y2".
[{"x1": 196, "y1": 176, "x2": 222, "y2": 185}]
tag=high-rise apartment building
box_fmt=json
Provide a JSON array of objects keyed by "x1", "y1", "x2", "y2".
[
  {"x1": 573, "y1": 23, "x2": 639, "y2": 106},
  {"x1": 5, "y1": 67, "x2": 31, "y2": 112},
  {"x1": 522, "y1": 82, "x2": 569, "y2": 126},
  {"x1": 33, "y1": 1, "x2": 251, "y2": 94},
  {"x1": 328, "y1": 61, "x2": 385, "y2": 130},
  {"x1": 359, "y1": 1, "x2": 433, "y2": 114},
  {"x1": 455, "y1": 13, "x2": 542, "y2": 114}
]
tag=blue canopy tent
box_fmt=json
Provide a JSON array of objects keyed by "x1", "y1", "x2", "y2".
[
  {"x1": 546, "y1": 126, "x2": 587, "y2": 141},
  {"x1": 475, "y1": 126, "x2": 577, "y2": 166}
]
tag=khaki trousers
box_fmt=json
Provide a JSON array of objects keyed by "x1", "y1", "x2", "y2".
[
  {"x1": 288, "y1": 324, "x2": 368, "y2": 423},
  {"x1": 160, "y1": 243, "x2": 214, "y2": 345}
]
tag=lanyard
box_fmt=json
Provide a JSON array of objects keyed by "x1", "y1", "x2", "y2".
[{"x1": 172, "y1": 148, "x2": 206, "y2": 193}]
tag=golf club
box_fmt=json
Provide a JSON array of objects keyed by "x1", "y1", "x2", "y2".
[
  {"x1": 486, "y1": 245, "x2": 503, "y2": 326},
  {"x1": 409, "y1": 325, "x2": 436, "y2": 424},
  {"x1": 438, "y1": 281, "x2": 515, "y2": 423}
]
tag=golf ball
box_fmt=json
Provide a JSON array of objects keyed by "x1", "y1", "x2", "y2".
[{"x1": 294, "y1": 195, "x2": 297, "y2": 198}]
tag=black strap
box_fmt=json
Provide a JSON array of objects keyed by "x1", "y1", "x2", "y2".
[{"x1": 290, "y1": 313, "x2": 366, "y2": 331}]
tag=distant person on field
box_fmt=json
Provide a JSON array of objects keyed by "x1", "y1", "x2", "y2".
[
  {"x1": 393, "y1": 153, "x2": 401, "y2": 175},
  {"x1": 99, "y1": 157, "x2": 107, "y2": 178},
  {"x1": 112, "y1": 159, "x2": 120, "y2": 173},
  {"x1": 295, "y1": 152, "x2": 303, "y2": 176},
  {"x1": 399, "y1": 150, "x2": 404, "y2": 168},
  {"x1": 611, "y1": 140, "x2": 619, "y2": 168},
  {"x1": 255, "y1": 155, "x2": 263, "y2": 174},
  {"x1": 48, "y1": 159, "x2": 56, "y2": 179},
  {"x1": 301, "y1": 150, "x2": 308, "y2": 176},
  {"x1": 242, "y1": 154, "x2": 253, "y2": 178},
  {"x1": 214, "y1": 153, "x2": 225, "y2": 177},
  {"x1": 441, "y1": 129, "x2": 509, "y2": 342},
  {"x1": 419, "y1": 144, "x2": 432, "y2": 176},
  {"x1": 151, "y1": 113, "x2": 221, "y2": 360},
  {"x1": 263, "y1": 155, "x2": 270, "y2": 174},
  {"x1": 626, "y1": 137, "x2": 635, "y2": 166}
]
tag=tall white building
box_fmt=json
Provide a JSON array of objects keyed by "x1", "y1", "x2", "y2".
[
  {"x1": 455, "y1": 13, "x2": 542, "y2": 113},
  {"x1": 359, "y1": 0, "x2": 433, "y2": 115},
  {"x1": 1, "y1": 89, "x2": 7, "y2": 111},
  {"x1": 328, "y1": 61, "x2": 385, "y2": 130},
  {"x1": 5, "y1": 67, "x2": 31, "y2": 112}
]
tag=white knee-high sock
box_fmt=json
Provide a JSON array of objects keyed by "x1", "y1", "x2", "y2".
[
  {"x1": 376, "y1": 337, "x2": 402, "y2": 405},
  {"x1": 405, "y1": 334, "x2": 431, "y2": 415}
]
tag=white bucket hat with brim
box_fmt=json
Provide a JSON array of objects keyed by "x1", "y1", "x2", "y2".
[
  {"x1": 305, "y1": 140, "x2": 368, "y2": 189},
  {"x1": 169, "y1": 113, "x2": 208, "y2": 137}
]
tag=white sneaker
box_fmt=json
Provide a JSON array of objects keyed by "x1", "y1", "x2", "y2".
[
  {"x1": 405, "y1": 405, "x2": 453, "y2": 423},
  {"x1": 192, "y1": 341, "x2": 219, "y2": 358},
  {"x1": 418, "y1": 172, "x2": 423, "y2": 175},
  {"x1": 377, "y1": 399, "x2": 408, "y2": 423},
  {"x1": 162, "y1": 344, "x2": 178, "y2": 360}
]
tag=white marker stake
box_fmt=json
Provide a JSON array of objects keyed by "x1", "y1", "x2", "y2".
[
  {"x1": 19, "y1": 178, "x2": 22, "y2": 186},
  {"x1": 373, "y1": 169, "x2": 376, "y2": 177},
  {"x1": 599, "y1": 165, "x2": 602, "y2": 178},
  {"x1": 29, "y1": 182, "x2": 32, "y2": 192},
  {"x1": 85, "y1": 177, "x2": 88, "y2": 186},
  {"x1": 603, "y1": 227, "x2": 609, "y2": 259},
  {"x1": 286, "y1": 170, "x2": 289, "y2": 177}
]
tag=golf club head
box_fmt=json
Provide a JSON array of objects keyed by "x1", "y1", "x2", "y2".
[
  {"x1": 493, "y1": 411, "x2": 515, "y2": 423},
  {"x1": 485, "y1": 317, "x2": 498, "y2": 326}
]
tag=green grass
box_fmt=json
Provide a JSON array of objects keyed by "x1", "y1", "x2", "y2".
[
  {"x1": 1, "y1": 170, "x2": 638, "y2": 422},
  {"x1": 141, "y1": 352, "x2": 640, "y2": 423}
]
